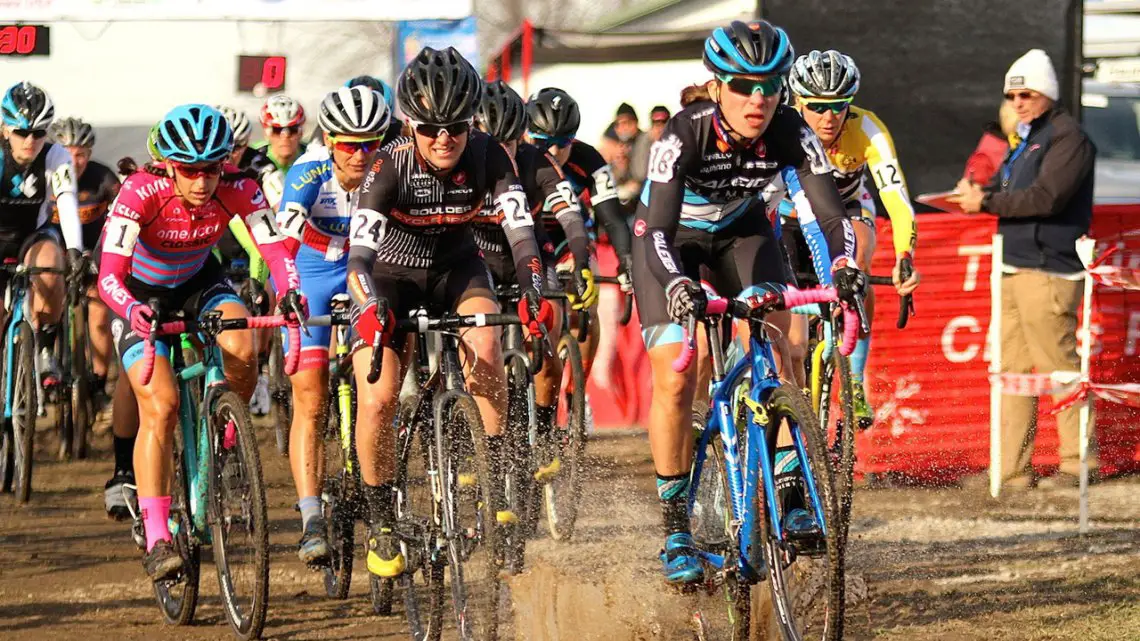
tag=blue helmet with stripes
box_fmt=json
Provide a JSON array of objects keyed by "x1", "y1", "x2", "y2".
[
  {"x1": 703, "y1": 20, "x2": 794, "y2": 76},
  {"x1": 155, "y1": 104, "x2": 233, "y2": 164},
  {"x1": 2, "y1": 81, "x2": 54, "y2": 129},
  {"x1": 346, "y1": 75, "x2": 395, "y2": 112}
]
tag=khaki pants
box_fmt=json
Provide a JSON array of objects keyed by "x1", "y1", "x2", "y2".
[{"x1": 1000, "y1": 270, "x2": 1097, "y2": 481}]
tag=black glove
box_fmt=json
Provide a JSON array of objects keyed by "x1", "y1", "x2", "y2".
[
  {"x1": 665, "y1": 277, "x2": 706, "y2": 325},
  {"x1": 832, "y1": 265, "x2": 866, "y2": 302},
  {"x1": 66, "y1": 248, "x2": 84, "y2": 277}
]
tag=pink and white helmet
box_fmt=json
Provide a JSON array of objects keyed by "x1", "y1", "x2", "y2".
[{"x1": 259, "y1": 94, "x2": 306, "y2": 128}]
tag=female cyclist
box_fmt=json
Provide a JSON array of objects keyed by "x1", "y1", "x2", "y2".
[
  {"x1": 631, "y1": 21, "x2": 861, "y2": 584},
  {"x1": 97, "y1": 104, "x2": 304, "y2": 581}
]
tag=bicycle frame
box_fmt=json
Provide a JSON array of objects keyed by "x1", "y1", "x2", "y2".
[
  {"x1": 171, "y1": 332, "x2": 228, "y2": 538},
  {"x1": 329, "y1": 300, "x2": 355, "y2": 476},
  {"x1": 689, "y1": 318, "x2": 831, "y2": 583},
  {"x1": 3, "y1": 269, "x2": 31, "y2": 423}
]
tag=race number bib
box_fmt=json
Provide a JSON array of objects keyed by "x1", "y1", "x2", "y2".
[
  {"x1": 497, "y1": 190, "x2": 533, "y2": 230},
  {"x1": 249, "y1": 208, "x2": 285, "y2": 245},
  {"x1": 647, "y1": 134, "x2": 683, "y2": 184},
  {"x1": 51, "y1": 164, "x2": 76, "y2": 194},
  {"x1": 101, "y1": 217, "x2": 140, "y2": 257},
  {"x1": 591, "y1": 166, "x2": 619, "y2": 203},
  {"x1": 351, "y1": 208, "x2": 388, "y2": 251},
  {"x1": 798, "y1": 126, "x2": 832, "y2": 176},
  {"x1": 872, "y1": 159, "x2": 904, "y2": 191},
  {"x1": 277, "y1": 202, "x2": 308, "y2": 240}
]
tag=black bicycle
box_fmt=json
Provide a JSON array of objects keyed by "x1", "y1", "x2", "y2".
[{"x1": 57, "y1": 254, "x2": 96, "y2": 460}]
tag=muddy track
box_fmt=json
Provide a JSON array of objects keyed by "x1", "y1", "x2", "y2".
[{"x1": 1, "y1": 415, "x2": 1138, "y2": 641}]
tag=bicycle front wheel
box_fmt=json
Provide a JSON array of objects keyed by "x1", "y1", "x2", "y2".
[
  {"x1": 268, "y1": 331, "x2": 292, "y2": 457},
  {"x1": 542, "y1": 332, "x2": 587, "y2": 541},
  {"x1": 13, "y1": 321, "x2": 37, "y2": 503},
  {"x1": 153, "y1": 419, "x2": 201, "y2": 625},
  {"x1": 69, "y1": 299, "x2": 91, "y2": 460},
  {"x1": 208, "y1": 390, "x2": 269, "y2": 640}
]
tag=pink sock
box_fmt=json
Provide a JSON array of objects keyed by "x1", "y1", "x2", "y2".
[{"x1": 140, "y1": 496, "x2": 172, "y2": 552}]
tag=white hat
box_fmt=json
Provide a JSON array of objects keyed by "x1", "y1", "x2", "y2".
[{"x1": 1004, "y1": 49, "x2": 1058, "y2": 101}]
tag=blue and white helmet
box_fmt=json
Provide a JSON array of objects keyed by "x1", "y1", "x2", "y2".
[
  {"x1": 703, "y1": 21, "x2": 794, "y2": 77},
  {"x1": 2, "y1": 81, "x2": 54, "y2": 129},
  {"x1": 155, "y1": 104, "x2": 233, "y2": 164}
]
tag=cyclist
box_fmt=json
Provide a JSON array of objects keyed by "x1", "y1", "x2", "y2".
[
  {"x1": 276, "y1": 85, "x2": 391, "y2": 566},
  {"x1": 632, "y1": 21, "x2": 861, "y2": 584},
  {"x1": 525, "y1": 87, "x2": 633, "y2": 388},
  {"x1": 255, "y1": 94, "x2": 307, "y2": 209},
  {"x1": 786, "y1": 50, "x2": 921, "y2": 426},
  {"x1": 473, "y1": 80, "x2": 596, "y2": 477},
  {"x1": 344, "y1": 76, "x2": 404, "y2": 146},
  {"x1": 347, "y1": 46, "x2": 550, "y2": 578},
  {"x1": 0, "y1": 82, "x2": 84, "y2": 389},
  {"x1": 97, "y1": 104, "x2": 304, "y2": 581}
]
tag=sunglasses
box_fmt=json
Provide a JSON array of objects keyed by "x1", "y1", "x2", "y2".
[
  {"x1": 1004, "y1": 91, "x2": 1035, "y2": 101},
  {"x1": 802, "y1": 99, "x2": 853, "y2": 115},
  {"x1": 11, "y1": 128, "x2": 48, "y2": 139},
  {"x1": 529, "y1": 132, "x2": 574, "y2": 150},
  {"x1": 330, "y1": 136, "x2": 382, "y2": 155},
  {"x1": 271, "y1": 126, "x2": 300, "y2": 136},
  {"x1": 172, "y1": 162, "x2": 224, "y2": 179},
  {"x1": 717, "y1": 74, "x2": 784, "y2": 97},
  {"x1": 413, "y1": 120, "x2": 471, "y2": 139}
]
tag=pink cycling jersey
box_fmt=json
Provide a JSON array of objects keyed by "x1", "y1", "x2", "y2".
[{"x1": 98, "y1": 165, "x2": 300, "y2": 319}]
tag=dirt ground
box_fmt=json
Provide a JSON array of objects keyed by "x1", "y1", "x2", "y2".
[{"x1": 1, "y1": 413, "x2": 1137, "y2": 641}]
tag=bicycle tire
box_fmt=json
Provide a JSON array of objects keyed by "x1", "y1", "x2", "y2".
[
  {"x1": 755, "y1": 384, "x2": 843, "y2": 641},
  {"x1": 208, "y1": 390, "x2": 269, "y2": 641},
  {"x1": 833, "y1": 353, "x2": 856, "y2": 547},
  {"x1": 70, "y1": 299, "x2": 91, "y2": 460},
  {"x1": 268, "y1": 331, "x2": 292, "y2": 457},
  {"x1": 543, "y1": 332, "x2": 587, "y2": 541},
  {"x1": 13, "y1": 321, "x2": 37, "y2": 503},
  {"x1": 437, "y1": 391, "x2": 501, "y2": 641},
  {"x1": 0, "y1": 424, "x2": 13, "y2": 493},
  {"x1": 321, "y1": 384, "x2": 357, "y2": 600},
  {"x1": 57, "y1": 308, "x2": 74, "y2": 461},
  {"x1": 153, "y1": 419, "x2": 202, "y2": 626},
  {"x1": 502, "y1": 355, "x2": 531, "y2": 573}
]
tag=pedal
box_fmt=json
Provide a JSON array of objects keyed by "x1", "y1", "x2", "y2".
[
  {"x1": 856, "y1": 416, "x2": 873, "y2": 432},
  {"x1": 533, "y1": 457, "x2": 561, "y2": 483}
]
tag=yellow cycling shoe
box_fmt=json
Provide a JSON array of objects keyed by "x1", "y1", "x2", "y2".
[
  {"x1": 458, "y1": 472, "x2": 477, "y2": 488},
  {"x1": 533, "y1": 457, "x2": 561, "y2": 483},
  {"x1": 366, "y1": 524, "x2": 406, "y2": 578},
  {"x1": 852, "y1": 383, "x2": 874, "y2": 431},
  {"x1": 496, "y1": 510, "x2": 519, "y2": 525}
]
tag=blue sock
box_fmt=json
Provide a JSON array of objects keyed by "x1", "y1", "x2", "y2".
[
  {"x1": 656, "y1": 473, "x2": 690, "y2": 536},
  {"x1": 850, "y1": 335, "x2": 871, "y2": 383},
  {"x1": 298, "y1": 496, "x2": 322, "y2": 529}
]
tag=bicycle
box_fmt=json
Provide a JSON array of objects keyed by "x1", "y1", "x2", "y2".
[
  {"x1": 684, "y1": 284, "x2": 861, "y2": 641},
  {"x1": 0, "y1": 261, "x2": 61, "y2": 503},
  {"x1": 137, "y1": 299, "x2": 301, "y2": 640},
  {"x1": 57, "y1": 254, "x2": 97, "y2": 461}
]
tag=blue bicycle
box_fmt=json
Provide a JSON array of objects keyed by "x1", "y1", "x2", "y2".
[{"x1": 682, "y1": 284, "x2": 860, "y2": 641}]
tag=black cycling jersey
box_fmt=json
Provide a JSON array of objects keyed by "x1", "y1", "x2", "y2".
[
  {"x1": 637, "y1": 101, "x2": 853, "y2": 291},
  {"x1": 239, "y1": 145, "x2": 275, "y2": 178},
  {"x1": 0, "y1": 140, "x2": 75, "y2": 245},
  {"x1": 473, "y1": 142, "x2": 590, "y2": 269},
  {"x1": 556, "y1": 140, "x2": 631, "y2": 260},
  {"x1": 347, "y1": 130, "x2": 544, "y2": 310},
  {"x1": 51, "y1": 160, "x2": 120, "y2": 249}
]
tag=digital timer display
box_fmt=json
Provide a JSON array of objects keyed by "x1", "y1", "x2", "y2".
[
  {"x1": 0, "y1": 25, "x2": 50, "y2": 57},
  {"x1": 237, "y1": 55, "x2": 288, "y2": 93}
]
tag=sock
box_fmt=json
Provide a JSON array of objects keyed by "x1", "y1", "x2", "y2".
[
  {"x1": 656, "y1": 472, "x2": 690, "y2": 536},
  {"x1": 298, "y1": 496, "x2": 322, "y2": 530},
  {"x1": 113, "y1": 435, "x2": 136, "y2": 477},
  {"x1": 535, "y1": 404, "x2": 556, "y2": 436},
  {"x1": 850, "y1": 335, "x2": 871, "y2": 384},
  {"x1": 362, "y1": 482, "x2": 395, "y2": 526},
  {"x1": 140, "y1": 496, "x2": 172, "y2": 552},
  {"x1": 487, "y1": 434, "x2": 507, "y2": 511},
  {"x1": 774, "y1": 446, "x2": 805, "y2": 515}
]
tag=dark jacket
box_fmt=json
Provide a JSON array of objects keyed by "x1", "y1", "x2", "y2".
[{"x1": 982, "y1": 106, "x2": 1095, "y2": 273}]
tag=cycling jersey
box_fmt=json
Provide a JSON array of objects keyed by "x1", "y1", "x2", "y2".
[
  {"x1": 820, "y1": 105, "x2": 916, "y2": 257},
  {"x1": 97, "y1": 165, "x2": 300, "y2": 322},
  {"x1": 251, "y1": 141, "x2": 307, "y2": 210},
  {"x1": 555, "y1": 140, "x2": 631, "y2": 261},
  {"x1": 347, "y1": 131, "x2": 544, "y2": 307},
  {"x1": 638, "y1": 101, "x2": 853, "y2": 289},
  {"x1": 277, "y1": 145, "x2": 358, "y2": 370},
  {"x1": 0, "y1": 140, "x2": 82, "y2": 250},
  {"x1": 51, "y1": 159, "x2": 120, "y2": 250},
  {"x1": 473, "y1": 142, "x2": 590, "y2": 270}
]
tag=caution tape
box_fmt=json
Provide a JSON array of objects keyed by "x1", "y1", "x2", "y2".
[{"x1": 993, "y1": 371, "x2": 1140, "y2": 414}]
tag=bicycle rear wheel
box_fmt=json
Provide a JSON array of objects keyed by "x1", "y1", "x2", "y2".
[
  {"x1": 832, "y1": 353, "x2": 856, "y2": 547},
  {"x1": 153, "y1": 421, "x2": 202, "y2": 626},
  {"x1": 268, "y1": 331, "x2": 291, "y2": 457},
  {"x1": 755, "y1": 384, "x2": 843, "y2": 641},
  {"x1": 208, "y1": 390, "x2": 269, "y2": 640},
  {"x1": 13, "y1": 321, "x2": 37, "y2": 503},
  {"x1": 542, "y1": 332, "x2": 586, "y2": 541},
  {"x1": 502, "y1": 356, "x2": 532, "y2": 573},
  {"x1": 69, "y1": 300, "x2": 91, "y2": 460},
  {"x1": 438, "y1": 392, "x2": 501, "y2": 641},
  {"x1": 321, "y1": 386, "x2": 356, "y2": 600}
]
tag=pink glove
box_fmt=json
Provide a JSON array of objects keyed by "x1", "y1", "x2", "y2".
[{"x1": 129, "y1": 302, "x2": 155, "y2": 337}]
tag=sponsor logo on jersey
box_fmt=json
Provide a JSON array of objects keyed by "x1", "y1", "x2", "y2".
[
  {"x1": 133, "y1": 178, "x2": 170, "y2": 201},
  {"x1": 250, "y1": 187, "x2": 267, "y2": 206},
  {"x1": 100, "y1": 274, "x2": 132, "y2": 307},
  {"x1": 743, "y1": 159, "x2": 780, "y2": 170},
  {"x1": 651, "y1": 230, "x2": 678, "y2": 274},
  {"x1": 633, "y1": 219, "x2": 647, "y2": 237},
  {"x1": 453, "y1": 171, "x2": 467, "y2": 185},
  {"x1": 112, "y1": 201, "x2": 142, "y2": 221},
  {"x1": 290, "y1": 166, "x2": 324, "y2": 190},
  {"x1": 414, "y1": 188, "x2": 432, "y2": 198}
]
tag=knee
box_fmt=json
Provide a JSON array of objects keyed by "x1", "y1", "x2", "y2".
[
  {"x1": 466, "y1": 328, "x2": 502, "y2": 372},
  {"x1": 221, "y1": 334, "x2": 256, "y2": 370},
  {"x1": 652, "y1": 367, "x2": 694, "y2": 402},
  {"x1": 138, "y1": 390, "x2": 179, "y2": 431}
]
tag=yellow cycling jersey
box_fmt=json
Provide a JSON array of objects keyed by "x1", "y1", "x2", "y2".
[{"x1": 825, "y1": 105, "x2": 916, "y2": 257}]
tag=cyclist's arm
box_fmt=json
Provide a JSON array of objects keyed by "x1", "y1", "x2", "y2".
[
  {"x1": 227, "y1": 215, "x2": 268, "y2": 282},
  {"x1": 784, "y1": 119, "x2": 855, "y2": 285},
  {"x1": 234, "y1": 179, "x2": 301, "y2": 293},
  {"x1": 275, "y1": 155, "x2": 331, "y2": 257},
  {"x1": 96, "y1": 175, "x2": 152, "y2": 318},
  {"x1": 639, "y1": 123, "x2": 700, "y2": 289},
  {"x1": 489, "y1": 143, "x2": 544, "y2": 294},
  {"x1": 862, "y1": 110, "x2": 917, "y2": 257},
  {"x1": 537, "y1": 151, "x2": 590, "y2": 268},
  {"x1": 346, "y1": 151, "x2": 398, "y2": 309},
  {"x1": 46, "y1": 144, "x2": 83, "y2": 251},
  {"x1": 580, "y1": 145, "x2": 632, "y2": 260}
]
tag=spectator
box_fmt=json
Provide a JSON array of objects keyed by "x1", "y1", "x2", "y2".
[
  {"x1": 600, "y1": 103, "x2": 643, "y2": 208},
  {"x1": 950, "y1": 49, "x2": 1098, "y2": 490},
  {"x1": 629, "y1": 105, "x2": 671, "y2": 192},
  {"x1": 962, "y1": 100, "x2": 1020, "y2": 186}
]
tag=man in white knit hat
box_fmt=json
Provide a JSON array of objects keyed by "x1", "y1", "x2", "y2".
[{"x1": 951, "y1": 48, "x2": 1098, "y2": 491}]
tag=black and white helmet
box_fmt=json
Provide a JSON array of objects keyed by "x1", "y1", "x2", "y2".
[
  {"x1": 215, "y1": 106, "x2": 253, "y2": 146},
  {"x1": 318, "y1": 86, "x2": 391, "y2": 137},
  {"x1": 397, "y1": 46, "x2": 483, "y2": 125},
  {"x1": 51, "y1": 116, "x2": 95, "y2": 148},
  {"x1": 789, "y1": 50, "x2": 860, "y2": 99},
  {"x1": 2, "y1": 81, "x2": 54, "y2": 130}
]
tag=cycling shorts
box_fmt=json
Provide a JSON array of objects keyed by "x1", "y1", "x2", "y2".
[
  {"x1": 779, "y1": 216, "x2": 817, "y2": 288},
  {"x1": 632, "y1": 211, "x2": 787, "y2": 348},
  {"x1": 282, "y1": 243, "x2": 347, "y2": 371},
  {"x1": 108, "y1": 256, "x2": 242, "y2": 371},
  {"x1": 351, "y1": 249, "x2": 495, "y2": 350}
]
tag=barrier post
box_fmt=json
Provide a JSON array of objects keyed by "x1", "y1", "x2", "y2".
[
  {"x1": 989, "y1": 234, "x2": 1003, "y2": 499},
  {"x1": 1077, "y1": 264, "x2": 1095, "y2": 534}
]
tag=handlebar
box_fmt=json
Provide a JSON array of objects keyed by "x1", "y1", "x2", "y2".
[
  {"x1": 866, "y1": 272, "x2": 914, "y2": 329},
  {"x1": 594, "y1": 275, "x2": 634, "y2": 325}
]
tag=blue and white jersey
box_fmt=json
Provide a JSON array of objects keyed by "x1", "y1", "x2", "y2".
[{"x1": 276, "y1": 145, "x2": 356, "y2": 262}]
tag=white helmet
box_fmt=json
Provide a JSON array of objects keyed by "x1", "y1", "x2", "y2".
[
  {"x1": 259, "y1": 94, "x2": 306, "y2": 128},
  {"x1": 789, "y1": 50, "x2": 861, "y2": 99},
  {"x1": 318, "y1": 86, "x2": 390, "y2": 137},
  {"x1": 215, "y1": 105, "x2": 252, "y2": 146}
]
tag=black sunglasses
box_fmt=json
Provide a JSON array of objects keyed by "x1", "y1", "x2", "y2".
[
  {"x1": 12, "y1": 128, "x2": 47, "y2": 139},
  {"x1": 414, "y1": 121, "x2": 471, "y2": 138},
  {"x1": 271, "y1": 125, "x2": 300, "y2": 136}
]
